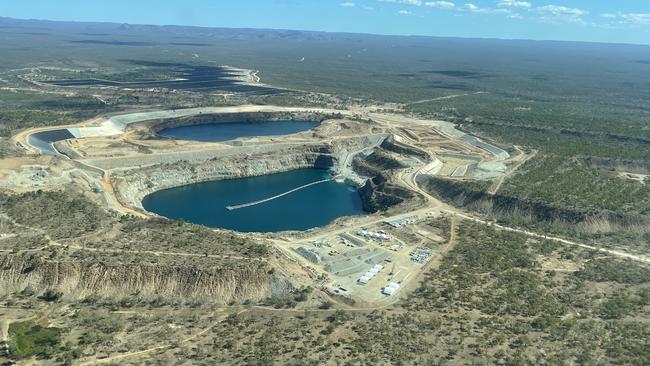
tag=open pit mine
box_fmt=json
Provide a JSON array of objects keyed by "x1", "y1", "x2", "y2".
[{"x1": 2, "y1": 104, "x2": 529, "y2": 307}]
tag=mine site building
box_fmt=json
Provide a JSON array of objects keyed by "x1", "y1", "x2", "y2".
[
  {"x1": 385, "y1": 217, "x2": 416, "y2": 228},
  {"x1": 341, "y1": 233, "x2": 366, "y2": 247},
  {"x1": 383, "y1": 282, "x2": 400, "y2": 296}
]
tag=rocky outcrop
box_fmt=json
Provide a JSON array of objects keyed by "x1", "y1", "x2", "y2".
[
  {"x1": 581, "y1": 156, "x2": 650, "y2": 175},
  {"x1": 352, "y1": 149, "x2": 406, "y2": 178},
  {"x1": 358, "y1": 175, "x2": 417, "y2": 212},
  {"x1": 350, "y1": 146, "x2": 417, "y2": 212},
  {"x1": 417, "y1": 175, "x2": 649, "y2": 231},
  {"x1": 0, "y1": 254, "x2": 290, "y2": 304},
  {"x1": 380, "y1": 136, "x2": 429, "y2": 160},
  {"x1": 114, "y1": 146, "x2": 336, "y2": 210},
  {"x1": 134, "y1": 111, "x2": 336, "y2": 137}
]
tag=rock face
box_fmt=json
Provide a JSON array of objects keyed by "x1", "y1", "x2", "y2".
[
  {"x1": 139, "y1": 111, "x2": 334, "y2": 135},
  {"x1": 581, "y1": 156, "x2": 650, "y2": 175},
  {"x1": 416, "y1": 175, "x2": 649, "y2": 231},
  {"x1": 350, "y1": 146, "x2": 419, "y2": 212},
  {"x1": 358, "y1": 175, "x2": 417, "y2": 212},
  {"x1": 109, "y1": 125, "x2": 403, "y2": 217},
  {"x1": 114, "y1": 146, "x2": 336, "y2": 210},
  {"x1": 380, "y1": 136, "x2": 429, "y2": 160},
  {"x1": 352, "y1": 149, "x2": 406, "y2": 177},
  {"x1": 0, "y1": 254, "x2": 290, "y2": 304}
]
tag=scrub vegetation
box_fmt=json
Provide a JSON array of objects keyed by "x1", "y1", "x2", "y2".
[
  {"x1": 0, "y1": 17, "x2": 648, "y2": 365},
  {"x1": 2, "y1": 19, "x2": 648, "y2": 225},
  {"x1": 170, "y1": 224, "x2": 647, "y2": 365},
  {"x1": 8, "y1": 321, "x2": 61, "y2": 360},
  {"x1": 499, "y1": 156, "x2": 650, "y2": 213},
  {"x1": 0, "y1": 190, "x2": 269, "y2": 258},
  {"x1": 12, "y1": 221, "x2": 643, "y2": 365}
]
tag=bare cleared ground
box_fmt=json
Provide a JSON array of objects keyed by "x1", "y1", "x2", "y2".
[
  {"x1": 2, "y1": 104, "x2": 648, "y2": 364},
  {"x1": 7, "y1": 106, "x2": 645, "y2": 306}
]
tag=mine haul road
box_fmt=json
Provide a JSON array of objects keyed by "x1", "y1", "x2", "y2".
[
  {"x1": 12, "y1": 106, "x2": 649, "y2": 298},
  {"x1": 6, "y1": 105, "x2": 650, "y2": 365},
  {"x1": 389, "y1": 138, "x2": 650, "y2": 265}
]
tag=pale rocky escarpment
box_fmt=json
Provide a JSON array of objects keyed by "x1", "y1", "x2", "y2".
[
  {"x1": 113, "y1": 146, "x2": 336, "y2": 211},
  {"x1": 0, "y1": 254, "x2": 290, "y2": 304},
  {"x1": 138, "y1": 111, "x2": 334, "y2": 135}
]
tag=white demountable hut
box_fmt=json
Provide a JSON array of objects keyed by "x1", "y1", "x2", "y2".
[{"x1": 383, "y1": 282, "x2": 400, "y2": 295}]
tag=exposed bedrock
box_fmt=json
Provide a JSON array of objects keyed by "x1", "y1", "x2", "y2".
[
  {"x1": 581, "y1": 156, "x2": 650, "y2": 174},
  {"x1": 358, "y1": 175, "x2": 418, "y2": 213},
  {"x1": 351, "y1": 146, "x2": 421, "y2": 212},
  {"x1": 114, "y1": 146, "x2": 336, "y2": 210},
  {"x1": 380, "y1": 135, "x2": 430, "y2": 160},
  {"x1": 417, "y1": 175, "x2": 649, "y2": 232},
  {"x1": 112, "y1": 132, "x2": 395, "y2": 213},
  {"x1": 114, "y1": 144, "x2": 416, "y2": 215},
  {"x1": 132, "y1": 111, "x2": 339, "y2": 138},
  {"x1": 0, "y1": 254, "x2": 291, "y2": 304},
  {"x1": 352, "y1": 149, "x2": 407, "y2": 177}
]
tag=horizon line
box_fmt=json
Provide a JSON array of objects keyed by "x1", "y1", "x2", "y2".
[{"x1": 2, "y1": 15, "x2": 650, "y2": 48}]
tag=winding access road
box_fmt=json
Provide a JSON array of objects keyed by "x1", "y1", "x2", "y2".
[{"x1": 390, "y1": 138, "x2": 650, "y2": 265}]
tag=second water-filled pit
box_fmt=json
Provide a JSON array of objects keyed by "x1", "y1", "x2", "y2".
[{"x1": 157, "y1": 119, "x2": 320, "y2": 142}]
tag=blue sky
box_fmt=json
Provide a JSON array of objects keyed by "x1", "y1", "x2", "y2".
[{"x1": 1, "y1": 0, "x2": 649, "y2": 44}]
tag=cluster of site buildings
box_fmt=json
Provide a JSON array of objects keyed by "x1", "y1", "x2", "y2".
[
  {"x1": 291, "y1": 211, "x2": 448, "y2": 301},
  {"x1": 358, "y1": 263, "x2": 385, "y2": 284},
  {"x1": 357, "y1": 229, "x2": 389, "y2": 241},
  {"x1": 357, "y1": 263, "x2": 402, "y2": 296}
]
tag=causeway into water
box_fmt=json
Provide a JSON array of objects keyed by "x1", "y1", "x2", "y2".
[
  {"x1": 226, "y1": 175, "x2": 340, "y2": 210},
  {"x1": 142, "y1": 169, "x2": 365, "y2": 232}
]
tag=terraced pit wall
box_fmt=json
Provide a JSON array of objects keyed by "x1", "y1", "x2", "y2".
[
  {"x1": 113, "y1": 145, "x2": 337, "y2": 211},
  {"x1": 358, "y1": 175, "x2": 419, "y2": 213},
  {"x1": 351, "y1": 147, "x2": 420, "y2": 212},
  {"x1": 112, "y1": 133, "x2": 390, "y2": 212},
  {"x1": 134, "y1": 111, "x2": 340, "y2": 137}
]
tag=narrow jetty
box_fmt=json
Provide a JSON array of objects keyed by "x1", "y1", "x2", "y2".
[{"x1": 226, "y1": 176, "x2": 340, "y2": 210}]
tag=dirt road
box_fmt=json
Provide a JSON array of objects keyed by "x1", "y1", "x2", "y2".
[
  {"x1": 78, "y1": 309, "x2": 247, "y2": 365},
  {"x1": 390, "y1": 137, "x2": 650, "y2": 265},
  {"x1": 487, "y1": 146, "x2": 536, "y2": 195},
  {"x1": 408, "y1": 91, "x2": 488, "y2": 105},
  {"x1": 448, "y1": 210, "x2": 650, "y2": 264},
  {"x1": 0, "y1": 319, "x2": 7, "y2": 343}
]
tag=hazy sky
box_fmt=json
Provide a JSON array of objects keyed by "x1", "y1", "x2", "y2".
[{"x1": 2, "y1": 0, "x2": 649, "y2": 44}]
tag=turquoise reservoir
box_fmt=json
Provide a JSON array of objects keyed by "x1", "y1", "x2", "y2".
[{"x1": 142, "y1": 168, "x2": 365, "y2": 232}]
